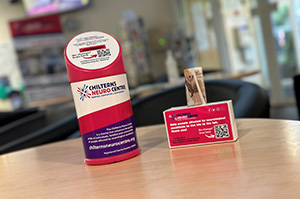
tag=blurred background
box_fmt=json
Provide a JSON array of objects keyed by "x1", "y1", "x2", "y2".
[{"x1": 0, "y1": 0, "x2": 299, "y2": 118}]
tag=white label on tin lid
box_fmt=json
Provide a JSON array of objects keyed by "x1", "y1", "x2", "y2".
[{"x1": 65, "y1": 31, "x2": 120, "y2": 70}]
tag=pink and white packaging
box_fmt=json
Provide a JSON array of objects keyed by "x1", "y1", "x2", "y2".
[
  {"x1": 64, "y1": 31, "x2": 140, "y2": 165},
  {"x1": 163, "y1": 100, "x2": 238, "y2": 148}
]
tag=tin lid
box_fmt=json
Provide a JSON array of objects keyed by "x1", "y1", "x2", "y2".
[{"x1": 65, "y1": 31, "x2": 120, "y2": 70}]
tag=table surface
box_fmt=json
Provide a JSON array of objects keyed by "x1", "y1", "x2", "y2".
[{"x1": 1, "y1": 119, "x2": 300, "y2": 199}]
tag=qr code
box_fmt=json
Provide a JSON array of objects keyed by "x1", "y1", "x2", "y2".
[
  {"x1": 97, "y1": 49, "x2": 111, "y2": 57},
  {"x1": 214, "y1": 124, "x2": 229, "y2": 138}
]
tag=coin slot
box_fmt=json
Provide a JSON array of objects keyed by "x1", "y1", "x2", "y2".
[{"x1": 79, "y1": 45, "x2": 106, "y2": 52}]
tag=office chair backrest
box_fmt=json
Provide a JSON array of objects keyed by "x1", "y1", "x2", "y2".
[
  {"x1": 131, "y1": 84, "x2": 186, "y2": 127},
  {"x1": 205, "y1": 79, "x2": 270, "y2": 118},
  {"x1": 293, "y1": 74, "x2": 300, "y2": 119}
]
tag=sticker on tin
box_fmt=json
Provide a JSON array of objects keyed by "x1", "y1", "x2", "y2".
[
  {"x1": 71, "y1": 74, "x2": 130, "y2": 119},
  {"x1": 65, "y1": 31, "x2": 120, "y2": 70}
]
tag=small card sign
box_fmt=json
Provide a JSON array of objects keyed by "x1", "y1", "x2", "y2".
[{"x1": 163, "y1": 100, "x2": 238, "y2": 148}]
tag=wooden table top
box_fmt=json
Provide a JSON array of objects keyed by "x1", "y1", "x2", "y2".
[{"x1": 1, "y1": 119, "x2": 300, "y2": 199}]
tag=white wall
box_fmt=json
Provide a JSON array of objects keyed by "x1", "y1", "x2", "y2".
[
  {"x1": 0, "y1": 1, "x2": 25, "y2": 88},
  {"x1": 0, "y1": 1, "x2": 25, "y2": 42}
]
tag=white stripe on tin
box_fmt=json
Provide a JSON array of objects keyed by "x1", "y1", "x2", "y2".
[{"x1": 71, "y1": 74, "x2": 130, "y2": 118}]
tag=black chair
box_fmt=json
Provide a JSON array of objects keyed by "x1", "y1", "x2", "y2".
[
  {"x1": 0, "y1": 108, "x2": 38, "y2": 127},
  {"x1": 131, "y1": 79, "x2": 270, "y2": 127},
  {"x1": 0, "y1": 114, "x2": 79, "y2": 154},
  {"x1": 293, "y1": 74, "x2": 300, "y2": 119},
  {"x1": 205, "y1": 79, "x2": 270, "y2": 118},
  {"x1": 0, "y1": 102, "x2": 79, "y2": 155}
]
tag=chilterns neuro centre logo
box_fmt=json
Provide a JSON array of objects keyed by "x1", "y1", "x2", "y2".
[
  {"x1": 77, "y1": 84, "x2": 91, "y2": 101},
  {"x1": 76, "y1": 81, "x2": 126, "y2": 101}
]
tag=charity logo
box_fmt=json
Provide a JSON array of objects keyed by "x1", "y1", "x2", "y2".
[
  {"x1": 77, "y1": 84, "x2": 91, "y2": 101},
  {"x1": 168, "y1": 112, "x2": 198, "y2": 122},
  {"x1": 169, "y1": 114, "x2": 176, "y2": 122},
  {"x1": 76, "y1": 81, "x2": 126, "y2": 101}
]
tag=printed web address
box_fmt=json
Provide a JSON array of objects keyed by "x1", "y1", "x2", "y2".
[{"x1": 89, "y1": 137, "x2": 136, "y2": 150}]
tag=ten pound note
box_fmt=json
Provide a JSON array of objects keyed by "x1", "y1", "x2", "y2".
[{"x1": 184, "y1": 67, "x2": 207, "y2": 106}]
